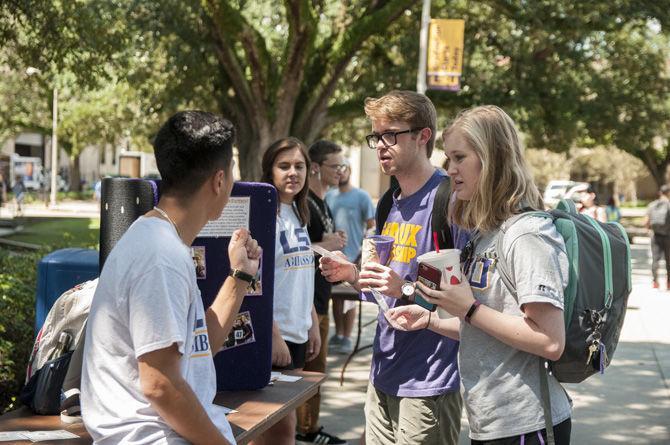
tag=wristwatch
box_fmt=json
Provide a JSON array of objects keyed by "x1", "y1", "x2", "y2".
[
  {"x1": 401, "y1": 281, "x2": 416, "y2": 301},
  {"x1": 229, "y1": 268, "x2": 258, "y2": 292}
]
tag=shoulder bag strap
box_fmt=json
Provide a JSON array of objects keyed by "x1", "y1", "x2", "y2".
[
  {"x1": 539, "y1": 357, "x2": 556, "y2": 445},
  {"x1": 375, "y1": 186, "x2": 397, "y2": 235}
]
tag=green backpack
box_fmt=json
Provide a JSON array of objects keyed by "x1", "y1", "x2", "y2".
[{"x1": 495, "y1": 199, "x2": 632, "y2": 443}]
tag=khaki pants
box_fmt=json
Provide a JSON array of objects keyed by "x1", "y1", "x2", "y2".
[
  {"x1": 365, "y1": 380, "x2": 462, "y2": 445},
  {"x1": 296, "y1": 313, "x2": 330, "y2": 434}
]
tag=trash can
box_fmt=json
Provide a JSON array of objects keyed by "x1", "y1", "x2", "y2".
[{"x1": 35, "y1": 248, "x2": 99, "y2": 334}]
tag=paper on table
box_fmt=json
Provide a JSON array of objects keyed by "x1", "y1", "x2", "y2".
[
  {"x1": 0, "y1": 431, "x2": 30, "y2": 442},
  {"x1": 21, "y1": 430, "x2": 80, "y2": 442},
  {"x1": 277, "y1": 374, "x2": 302, "y2": 382},
  {"x1": 270, "y1": 371, "x2": 303, "y2": 383},
  {"x1": 216, "y1": 405, "x2": 238, "y2": 415}
]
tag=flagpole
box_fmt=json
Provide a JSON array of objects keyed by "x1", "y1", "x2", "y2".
[{"x1": 416, "y1": 0, "x2": 431, "y2": 94}]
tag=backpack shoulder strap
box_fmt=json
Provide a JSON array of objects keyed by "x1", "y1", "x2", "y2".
[
  {"x1": 431, "y1": 177, "x2": 453, "y2": 249},
  {"x1": 494, "y1": 211, "x2": 551, "y2": 299},
  {"x1": 375, "y1": 185, "x2": 397, "y2": 235}
]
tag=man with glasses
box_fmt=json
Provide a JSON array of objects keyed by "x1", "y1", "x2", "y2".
[
  {"x1": 296, "y1": 140, "x2": 348, "y2": 445},
  {"x1": 320, "y1": 91, "x2": 462, "y2": 444}
]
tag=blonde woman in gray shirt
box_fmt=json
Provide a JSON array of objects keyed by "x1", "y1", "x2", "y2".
[{"x1": 387, "y1": 105, "x2": 572, "y2": 444}]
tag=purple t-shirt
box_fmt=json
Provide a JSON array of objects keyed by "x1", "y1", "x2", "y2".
[{"x1": 365, "y1": 170, "x2": 461, "y2": 397}]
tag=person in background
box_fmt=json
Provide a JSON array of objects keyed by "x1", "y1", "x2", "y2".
[
  {"x1": 82, "y1": 111, "x2": 261, "y2": 445},
  {"x1": 94, "y1": 179, "x2": 102, "y2": 202},
  {"x1": 605, "y1": 195, "x2": 622, "y2": 223},
  {"x1": 257, "y1": 137, "x2": 321, "y2": 445},
  {"x1": 645, "y1": 184, "x2": 670, "y2": 290},
  {"x1": 0, "y1": 172, "x2": 6, "y2": 214},
  {"x1": 325, "y1": 159, "x2": 375, "y2": 354},
  {"x1": 579, "y1": 186, "x2": 607, "y2": 222},
  {"x1": 387, "y1": 105, "x2": 572, "y2": 444},
  {"x1": 295, "y1": 139, "x2": 348, "y2": 445},
  {"x1": 12, "y1": 175, "x2": 26, "y2": 216}
]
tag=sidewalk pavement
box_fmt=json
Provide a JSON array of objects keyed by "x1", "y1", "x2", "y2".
[
  {"x1": 318, "y1": 239, "x2": 670, "y2": 444},
  {"x1": 0, "y1": 201, "x2": 99, "y2": 239},
  {"x1": 0, "y1": 200, "x2": 99, "y2": 221}
]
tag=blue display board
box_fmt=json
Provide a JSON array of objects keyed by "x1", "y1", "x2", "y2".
[{"x1": 193, "y1": 182, "x2": 276, "y2": 391}]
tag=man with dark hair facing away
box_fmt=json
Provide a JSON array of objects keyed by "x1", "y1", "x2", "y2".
[{"x1": 82, "y1": 111, "x2": 261, "y2": 445}]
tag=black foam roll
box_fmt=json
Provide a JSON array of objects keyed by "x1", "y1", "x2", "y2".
[{"x1": 99, "y1": 178, "x2": 159, "y2": 271}]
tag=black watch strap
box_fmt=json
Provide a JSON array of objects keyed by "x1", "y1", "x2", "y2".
[{"x1": 229, "y1": 269, "x2": 257, "y2": 291}]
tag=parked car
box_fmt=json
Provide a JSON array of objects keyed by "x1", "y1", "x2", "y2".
[{"x1": 543, "y1": 180, "x2": 584, "y2": 208}]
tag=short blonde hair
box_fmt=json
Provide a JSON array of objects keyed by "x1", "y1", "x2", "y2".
[
  {"x1": 444, "y1": 105, "x2": 543, "y2": 232},
  {"x1": 364, "y1": 90, "x2": 437, "y2": 157}
]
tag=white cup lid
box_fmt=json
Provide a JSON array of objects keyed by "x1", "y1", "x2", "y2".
[{"x1": 417, "y1": 249, "x2": 460, "y2": 265}]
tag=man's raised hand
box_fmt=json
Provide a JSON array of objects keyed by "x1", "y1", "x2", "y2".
[{"x1": 228, "y1": 228, "x2": 261, "y2": 276}]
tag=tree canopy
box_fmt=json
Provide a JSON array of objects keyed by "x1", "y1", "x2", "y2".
[{"x1": 1, "y1": 0, "x2": 669, "y2": 184}]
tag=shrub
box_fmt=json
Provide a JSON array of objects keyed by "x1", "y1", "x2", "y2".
[{"x1": 0, "y1": 248, "x2": 46, "y2": 413}]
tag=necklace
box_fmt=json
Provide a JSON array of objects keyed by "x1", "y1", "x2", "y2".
[{"x1": 153, "y1": 206, "x2": 183, "y2": 240}]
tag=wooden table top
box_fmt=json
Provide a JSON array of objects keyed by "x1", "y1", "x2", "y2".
[
  {"x1": 216, "y1": 371, "x2": 325, "y2": 444},
  {"x1": 0, "y1": 370, "x2": 325, "y2": 445}
]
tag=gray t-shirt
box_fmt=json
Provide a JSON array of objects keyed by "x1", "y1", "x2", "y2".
[{"x1": 459, "y1": 216, "x2": 572, "y2": 440}]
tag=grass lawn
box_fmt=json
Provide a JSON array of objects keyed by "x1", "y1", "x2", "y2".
[{"x1": 6, "y1": 217, "x2": 100, "y2": 248}]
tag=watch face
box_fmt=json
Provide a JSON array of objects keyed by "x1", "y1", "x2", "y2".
[{"x1": 401, "y1": 282, "x2": 415, "y2": 297}]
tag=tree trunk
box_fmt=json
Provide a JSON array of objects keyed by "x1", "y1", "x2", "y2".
[
  {"x1": 293, "y1": 106, "x2": 329, "y2": 146},
  {"x1": 236, "y1": 125, "x2": 275, "y2": 182},
  {"x1": 642, "y1": 159, "x2": 665, "y2": 188},
  {"x1": 69, "y1": 154, "x2": 81, "y2": 192}
]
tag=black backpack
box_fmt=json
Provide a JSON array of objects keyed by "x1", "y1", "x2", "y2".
[
  {"x1": 375, "y1": 176, "x2": 453, "y2": 250},
  {"x1": 648, "y1": 199, "x2": 670, "y2": 235}
]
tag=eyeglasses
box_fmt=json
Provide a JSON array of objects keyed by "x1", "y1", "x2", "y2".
[
  {"x1": 365, "y1": 127, "x2": 423, "y2": 149},
  {"x1": 321, "y1": 163, "x2": 348, "y2": 172}
]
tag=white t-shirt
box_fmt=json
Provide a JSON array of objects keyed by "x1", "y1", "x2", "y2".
[
  {"x1": 273, "y1": 203, "x2": 315, "y2": 344},
  {"x1": 81, "y1": 216, "x2": 235, "y2": 445},
  {"x1": 459, "y1": 216, "x2": 572, "y2": 441}
]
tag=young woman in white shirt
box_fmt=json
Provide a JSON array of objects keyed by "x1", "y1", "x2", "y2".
[{"x1": 254, "y1": 137, "x2": 320, "y2": 445}]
